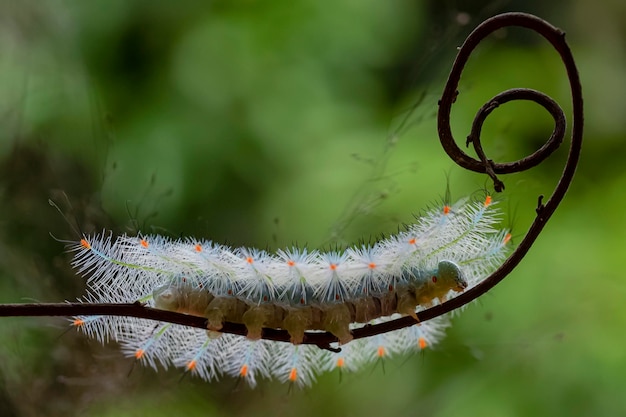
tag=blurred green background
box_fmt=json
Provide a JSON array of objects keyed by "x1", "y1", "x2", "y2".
[{"x1": 0, "y1": 0, "x2": 625, "y2": 416}]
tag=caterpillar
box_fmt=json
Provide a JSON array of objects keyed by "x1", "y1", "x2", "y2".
[{"x1": 69, "y1": 195, "x2": 510, "y2": 387}]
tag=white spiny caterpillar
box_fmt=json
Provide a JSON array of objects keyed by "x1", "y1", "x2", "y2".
[{"x1": 69, "y1": 195, "x2": 510, "y2": 387}]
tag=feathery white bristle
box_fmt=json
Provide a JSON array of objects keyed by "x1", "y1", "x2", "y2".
[{"x1": 69, "y1": 196, "x2": 510, "y2": 387}]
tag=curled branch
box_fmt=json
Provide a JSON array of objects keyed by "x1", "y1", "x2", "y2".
[
  {"x1": 0, "y1": 12, "x2": 583, "y2": 347},
  {"x1": 346, "y1": 12, "x2": 583, "y2": 342}
]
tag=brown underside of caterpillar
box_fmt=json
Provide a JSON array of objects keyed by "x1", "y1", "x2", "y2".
[{"x1": 154, "y1": 276, "x2": 464, "y2": 344}]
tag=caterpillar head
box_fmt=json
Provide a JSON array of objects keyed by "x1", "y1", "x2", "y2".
[
  {"x1": 434, "y1": 260, "x2": 467, "y2": 293},
  {"x1": 153, "y1": 284, "x2": 181, "y2": 311},
  {"x1": 153, "y1": 281, "x2": 215, "y2": 316}
]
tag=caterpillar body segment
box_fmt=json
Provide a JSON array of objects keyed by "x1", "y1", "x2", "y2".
[{"x1": 151, "y1": 260, "x2": 465, "y2": 343}]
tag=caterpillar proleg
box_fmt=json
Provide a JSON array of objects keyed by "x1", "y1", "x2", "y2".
[{"x1": 70, "y1": 196, "x2": 510, "y2": 387}]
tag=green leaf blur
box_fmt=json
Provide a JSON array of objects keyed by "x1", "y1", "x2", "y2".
[{"x1": 0, "y1": 1, "x2": 624, "y2": 416}]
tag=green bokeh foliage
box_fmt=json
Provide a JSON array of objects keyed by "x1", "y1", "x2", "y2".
[{"x1": 0, "y1": 1, "x2": 625, "y2": 416}]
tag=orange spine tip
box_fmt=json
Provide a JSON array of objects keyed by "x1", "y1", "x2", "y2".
[
  {"x1": 186, "y1": 360, "x2": 197, "y2": 371},
  {"x1": 72, "y1": 318, "x2": 85, "y2": 327},
  {"x1": 418, "y1": 337, "x2": 427, "y2": 349},
  {"x1": 329, "y1": 263, "x2": 337, "y2": 271},
  {"x1": 134, "y1": 349, "x2": 145, "y2": 359},
  {"x1": 377, "y1": 346, "x2": 386, "y2": 358},
  {"x1": 484, "y1": 195, "x2": 492, "y2": 207},
  {"x1": 504, "y1": 233, "x2": 512, "y2": 245},
  {"x1": 287, "y1": 260, "x2": 295, "y2": 267},
  {"x1": 246, "y1": 257, "x2": 254, "y2": 264},
  {"x1": 408, "y1": 238, "x2": 417, "y2": 245},
  {"x1": 140, "y1": 239, "x2": 149, "y2": 248},
  {"x1": 336, "y1": 358, "x2": 345, "y2": 368},
  {"x1": 368, "y1": 262, "x2": 376, "y2": 269},
  {"x1": 240, "y1": 364, "x2": 248, "y2": 377},
  {"x1": 289, "y1": 368, "x2": 298, "y2": 382},
  {"x1": 80, "y1": 239, "x2": 91, "y2": 250},
  {"x1": 194, "y1": 244, "x2": 202, "y2": 252},
  {"x1": 443, "y1": 205, "x2": 451, "y2": 215}
]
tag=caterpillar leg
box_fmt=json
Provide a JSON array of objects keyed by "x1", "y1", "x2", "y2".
[
  {"x1": 204, "y1": 297, "x2": 246, "y2": 330},
  {"x1": 322, "y1": 303, "x2": 353, "y2": 345},
  {"x1": 282, "y1": 308, "x2": 314, "y2": 344},
  {"x1": 242, "y1": 304, "x2": 283, "y2": 340},
  {"x1": 396, "y1": 286, "x2": 419, "y2": 320}
]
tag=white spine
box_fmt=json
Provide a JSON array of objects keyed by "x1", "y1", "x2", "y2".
[{"x1": 69, "y1": 196, "x2": 510, "y2": 386}]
